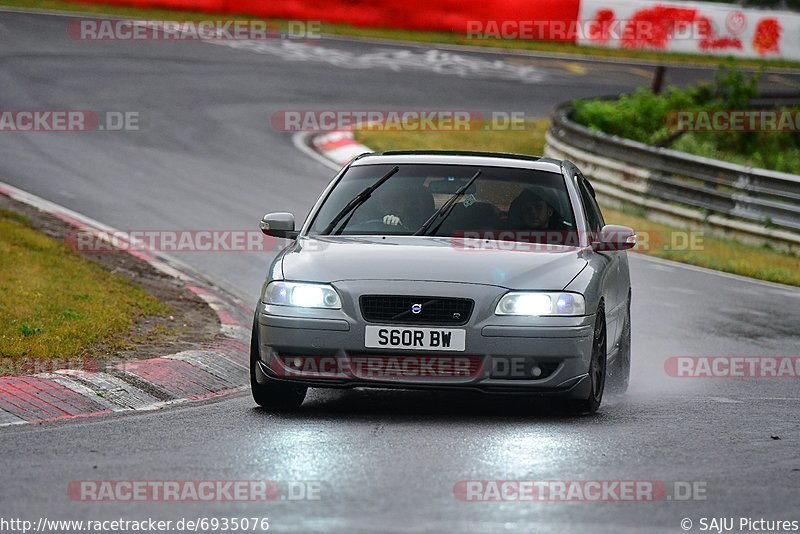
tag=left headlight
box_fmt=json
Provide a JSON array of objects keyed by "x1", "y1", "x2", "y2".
[
  {"x1": 495, "y1": 292, "x2": 586, "y2": 316},
  {"x1": 263, "y1": 281, "x2": 342, "y2": 309}
]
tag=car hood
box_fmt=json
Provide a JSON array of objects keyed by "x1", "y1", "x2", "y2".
[{"x1": 279, "y1": 236, "x2": 589, "y2": 290}]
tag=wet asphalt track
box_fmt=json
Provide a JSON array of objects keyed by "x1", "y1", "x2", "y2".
[{"x1": 1, "y1": 9, "x2": 799, "y2": 533}]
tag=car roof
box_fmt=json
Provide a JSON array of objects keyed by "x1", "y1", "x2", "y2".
[{"x1": 349, "y1": 151, "x2": 565, "y2": 174}]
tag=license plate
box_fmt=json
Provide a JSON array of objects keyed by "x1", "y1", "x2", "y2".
[{"x1": 364, "y1": 326, "x2": 466, "y2": 351}]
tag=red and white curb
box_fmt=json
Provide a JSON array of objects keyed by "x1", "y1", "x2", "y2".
[
  {"x1": 294, "y1": 129, "x2": 372, "y2": 171},
  {"x1": 0, "y1": 182, "x2": 252, "y2": 427}
]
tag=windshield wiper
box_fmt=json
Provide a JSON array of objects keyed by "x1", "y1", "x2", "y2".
[
  {"x1": 321, "y1": 165, "x2": 400, "y2": 235},
  {"x1": 413, "y1": 169, "x2": 482, "y2": 236}
]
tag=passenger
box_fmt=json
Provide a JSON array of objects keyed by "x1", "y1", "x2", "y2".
[
  {"x1": 507, "y1": 188, "x2": 569, "y2": 244},
  {"x1": 508, "y1": 189, "x2": 562, "y2": 229}
]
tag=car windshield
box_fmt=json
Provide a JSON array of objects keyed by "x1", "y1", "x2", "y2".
[{"x1": 308, "y1": 164, "x2": 578, "y2": 243}]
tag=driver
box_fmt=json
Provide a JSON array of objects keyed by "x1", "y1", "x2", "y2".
[
  {"x1": 507, "y1": 188, "x2": 567, "y2": 237},
  {"x1": 380, "y1": 183, "x2": 434, "y2": 229}
]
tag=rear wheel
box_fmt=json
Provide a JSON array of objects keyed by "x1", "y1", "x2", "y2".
[
  {"x1": 608, "y1": 294, "x2": 631, "y2": 394},
  {"x1": 250, "y1": 313, "x2": 307, "y2": 410},
  {"x1": 570, "y1": 305, "x2": 606, "y2": 414}
]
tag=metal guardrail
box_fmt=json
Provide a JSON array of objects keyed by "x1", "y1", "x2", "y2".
[{"x1": 545, "y1": 101, "x2": 800, "y2": 247}]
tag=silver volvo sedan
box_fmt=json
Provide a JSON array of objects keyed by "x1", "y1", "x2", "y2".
[{"x1": 252, "y1": 151, "x2": 635, "y2": 413}]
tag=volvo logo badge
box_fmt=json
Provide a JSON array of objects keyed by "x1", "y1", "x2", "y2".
[{"x1": 410, "y1": 303, "x2": 423, "y2": 314}]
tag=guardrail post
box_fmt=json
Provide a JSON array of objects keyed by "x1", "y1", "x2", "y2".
[{"x1": 651, "y1": 66, "x2": 666, "y2": 95}]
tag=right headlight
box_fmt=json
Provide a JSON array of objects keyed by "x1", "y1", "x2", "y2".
[
  {"x1": 263, "y1": 281, "x2": 342, "y2": 309},
  {"x1": 495, "y1": 292, "x2": 586, "y2": 316}
]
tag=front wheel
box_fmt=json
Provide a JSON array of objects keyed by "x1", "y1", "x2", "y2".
[
  {"x1": 608, "y1": 294, "x2": 631, "y2": 394},
  {"x1": 570, "y1": 305, "x2": 606, "y2": 414},
  {"x1": 250, "y1": 313, "x2": 307, "y2": 410}
]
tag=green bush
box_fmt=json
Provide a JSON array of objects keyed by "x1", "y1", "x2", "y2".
[{"x1": 572, "y1": 66, "x2": 800, "y2": 174}]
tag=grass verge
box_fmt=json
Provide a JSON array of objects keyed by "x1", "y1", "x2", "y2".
[
  {"x1": 0, "y1": 208, "x2": 170, "y2": 358},
  {"x1": 353, "y1": 121, "x2": 800, "y2": 287},
  {"x1": 600, "y1": 205, "x2": 800, "y2": 286},
  {"x1": 2, "y1": 0, "x2": 799, "y2": 70},
  {"x1": 355, "y1": 119, "x2": 550, "y2": 156}
]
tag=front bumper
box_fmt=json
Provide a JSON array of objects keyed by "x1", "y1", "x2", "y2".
[{"x1": 255, "y1": 281, "x2": 595, "y2": 397}]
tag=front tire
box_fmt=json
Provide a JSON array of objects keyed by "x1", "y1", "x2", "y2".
[
  {"x1": 608, "y1": 293, "x2": 631, "y2": 394},
  {"x1": 250, "y1": 312, "x2": 307, "y2": 410},
  {"x1": 570, "y1": 305, "x2": 607, "y2": 414}
]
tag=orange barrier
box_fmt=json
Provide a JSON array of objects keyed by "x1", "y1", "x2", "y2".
[{"x1": 65, "y1": 0, "x2": 581, "y2": 41}]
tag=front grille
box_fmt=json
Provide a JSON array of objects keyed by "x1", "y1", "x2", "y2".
[{"x1": 360, "y1": 295, "x2": 474, "y2": 325}]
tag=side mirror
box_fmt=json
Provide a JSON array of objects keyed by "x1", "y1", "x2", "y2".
[
  {"x1": 593, "y1": 224, "x2": 636, "y2": 251},
  {"x1": 260, "y1": 212, "x2": 298, "y2": 239}
]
